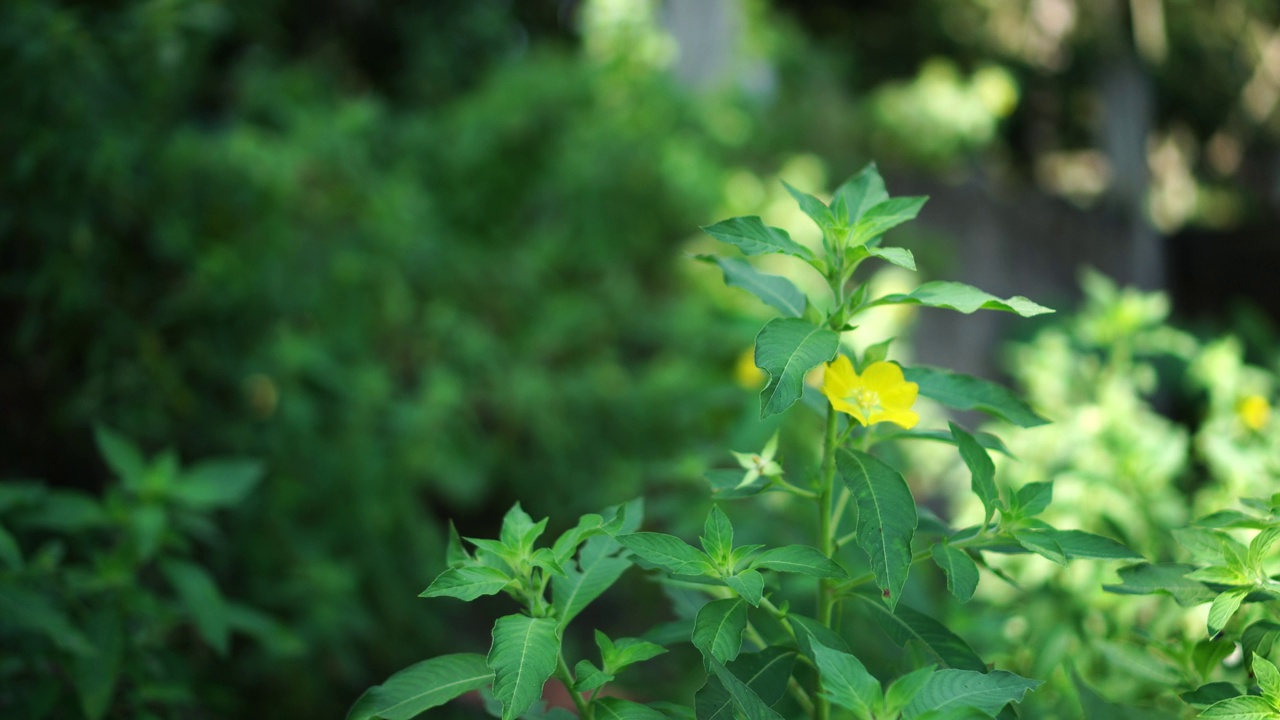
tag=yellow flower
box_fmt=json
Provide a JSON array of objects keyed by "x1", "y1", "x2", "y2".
[
  {"x1": 734, "y1": 347, "x2": 765, "y2": 388},
  {"x1": 821, "y1": 355, "x2": 920, "y2": 429},
  {"x1": 1237, "y1": 395, "x2": 1271, "y2": 431}
]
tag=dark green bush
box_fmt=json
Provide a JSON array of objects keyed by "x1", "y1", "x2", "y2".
[{"x1": 1, "y1": 1, "x2": 755, "y2": 716}]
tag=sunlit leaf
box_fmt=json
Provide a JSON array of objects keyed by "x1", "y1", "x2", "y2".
[
  {"x1": 693, "y1": 598, "x2": 748, "y2": 666},
  {"x1": 754, "y1": 318, "x2": 840, "y2": 418},
  {"x1": 488, "y1": 615, "x2": 560, "y2": 720},
  {"x1": 750, "y1": 544, "x2": 847, "y2": 579},
  {"x1": 700, "y1": 256, "x2": 807, "y2": 317},
  {"x1": 695, "y1": 648, "x2": 795, "y2": 720},
  {"x1": 701, "y1": 216, "x2": 816, "y2": 262},
  {"x1": 902, "y1": 669, "x2": 1041, "y2": 719},
  {"x1": 811, "y1": 640, "x2": 883, "y2": 715},
  {"x1": 421, "y1": 566, "x2": 512, "y2": 601},
  {"x1": 873, "y1": 281, "x2": 1052, "y2": 317},
  {"x1": 903, "y1": 367, "x2": 1048, "y2": 428},
  {"x1": 837, "y1": 450, "x2": 917, "y2": 608},
  {"x1": 949, "y1": 423, "x2": 998, "y2": 524},
  {"x1": 931, "y1": 544, "x2": 979, "y2": 603},
  {"x1": 161, "y1": 559, "x2": 230, "y2": 655},
  {"x1": 618, "y1": 533, "x2": 714, "y2": 576},
  {"x1": 346, "y1": 654, "x2": 491, "y2": 720}
]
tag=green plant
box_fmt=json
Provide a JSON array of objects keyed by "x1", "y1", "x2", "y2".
[
  {"x1": 349, "y1": 163, "x2": 1146, "y2": 720},
  {"x1": 0, "y1": 427, "x2": 293, "y2": 719}
]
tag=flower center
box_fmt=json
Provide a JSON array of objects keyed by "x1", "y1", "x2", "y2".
[
  {"x1": 853, "y1": 387, "x2": 881, "y2": 415},
  {"x1": 749, "y1": 454, "x2": 766, "y2": 471}
]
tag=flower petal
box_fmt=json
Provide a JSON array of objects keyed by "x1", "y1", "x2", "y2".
[
  {"x1": 869, "y1": 408, "x2": 920, "y2": 429},
  {"x1": 822, "y1": 354, "x2": 857, "y2": 398},
  {"x1": 878, "y1": 380, "x2": 918, "y2": 409},
  {"x1": 860, "y1": 361, "x2": 906, "y2": 388}
]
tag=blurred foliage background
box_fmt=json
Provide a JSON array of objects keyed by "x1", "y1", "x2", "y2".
[{"x1": 1, "y1": 0, "x2": 1278, "y2": 718}]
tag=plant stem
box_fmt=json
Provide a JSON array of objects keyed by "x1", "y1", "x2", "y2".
[
  {"x1": 555, "y1": 654, "x2": 591, "y2": 719},
  {"x1": 815, "y1": 404, "x2": 840, "y2": 720},
  {"x1": 743, "y1": 620, "x2": 815, "y2": 714}
]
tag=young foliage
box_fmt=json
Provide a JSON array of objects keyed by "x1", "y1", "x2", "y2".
[{"x1": 347, "y1": 162, "x2": 1108, "y2": 720}]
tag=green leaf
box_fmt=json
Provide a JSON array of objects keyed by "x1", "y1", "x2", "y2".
[
  {"x1": 446, "y1": 521, "x2": 472, "y2": 568},
  {"x1": 595, "y1": 698, "x2": 668, "y2": 720},
  {"x1": 0, "y1": 481, "x2": 46, "y2": 513},
  {"x1": 1208, "y1": 588, "x2": 1251, "y2": 636},
  {"x1": 618, "y1": 532, "x2": 714, "y2": 576},
  {"x1": 702, "y1": 506, "x2": 735, "y2": 562},
  {"x1": 0, "y1": 583, "x2": 93, "y2": 654},
  {"x1": 93, "y1": 425, "x2": 147, "y2": 490},
  {"x1": 161, "y1": 559, "x2": 229, "y2": 655},
  {"x1": 1181, "y1": 683, "x2": 1247, "y2": 709},
  {"x1": 1198, "y1": 695, "x2": 1278, "y2": 719},
  {"x1": 131, "y1": 504, "x2": 167, "y2": 562},
  {"x1": 903, "y1": 669, "x2": 1041, "y2": 719},
  {"x1": 701, "y1": 256, "x2": 807, "y2": 318},
  {"x1": 1195, "y1": 511, "x2": 1269, "y2": 530},
  {"x1": 702, "y1": 216, "x2": 816, "y2": 262},
  {"x1": 1012, "y1": 530, "x2": 1067, "y2": 565},
  {"x1": 530, "y1": 548, "x2": 568, "y2": 578},
  {"x1": 1102, "y1": 563, "x2": 1218, "y2": 606},
  {"x1": 1174, "y1": 528, "x2": 1240, "y2": 566},
  {"x1": 421, "y1": 566, "x2": 512, "y2": 601},
  {"x1": 1253, "y1": 653, "x2": 1280, "y2": 703},
  {"x1": 949, "y1": 423, "x2": 999, "y2": 524},
  {"x1": 853, "y1": 596, "x2": 986, "y2": 671},
  {"x1": 1042, "y1": 529, "x2": 1142, "y2": 561},
  {"x1": 931, "y1": 544, "x2": 979, "y2": 603},
  {"x1": 1183, "y1": 566, "x2": 1249, "y2": 585},
  {"x1": 20, "y1": 489, "x2": 109, "y2": 532},
  {"x1": 837, "y1": 450, "x2": 918, "y2": 608},
  {"x1": 852, "y1": 196, "x2": 928, "y2": 246},
  {"x1": 1194, "y1": 640, "x2": 1240, "y2": 681},
  {"x1": 600, "y1": 634, "x2": 667, "y2": 674},
  {"x1": 832, "y1": 163, "x2": 889, "y2": 227},
  {"x1": 693, "y1": 598, "x2": 748, "y2": 665},
  {"x1": 881, "y1": 429, "x2": 1016, "y2": 458},
  {"x1": 782, "y1": 180, "x2": 835, "y2": 230},
  {"x1": 754, "y1": 318, "x2": 840, "y2": 418},
  {"x1": 1013, "y1": 482, "x2": 1053, "y2": 517},
  {"x1": 695, "y1": 648, "x2": 796, "y2": 720},
  {"x1": 573, "y1": 660, "x2": 612, "y2": 692},
  {"x1": 172, "y1": 459, "x2": 264, "y2": 510},
  {"x1": 874, "y1": 281, "x2": 1052, "y2": 317},
  {"x1": 0, "y1": 523, "x2": 21, "y2": 570},
  {"x1": 499, "y1": 503, "x2": 546, "y2": 552},
  {"x1": 550, "y1": 513, "x2": 605, "y2": 563},
  {"x1": 347, "y1": 653, "x2": 492, "y2": 720},
  {"x1": 1249, "y1": 528, "x2": 1280, "y2": 571},
  {"x1": 886, "y1": 666, "x2": 938, "y2": 715},
  {"x1": 750, "y1": 544, "x2": 848, "y2": 578},
  {"x1": 553, "y1": 534, "x2": 632, "y2": 629},
  {"x1": 1073, "y1": 671, "x2": 1169, "y2": 719},
  {"x1": 811, "y1": 640, "x2": 884, "y2": 715},
  {"x1": 1244, "y1": 622, "x2": 1280, "y2": 667},
  {"x1": 867, "y1": 246, "x2": 917, "y2": 271},
  {"x1": 725, "y1": 569, "x2": 764, "y2": 606},
  {"x1": 903, "y1": 367, "x2": 1049, "y2": 428},
  {"x1": 488, "y1": 615, "x2": 561, "y2": 720},
  {"x1": 790, "y1": 613, "x2": 852, "y2": 660},
  {"x1": 706, "y1": 657, "x2": 787, "y2": 720},
  {"x1": 69, "y1": 605, "x2": 122, "y2": 720}
]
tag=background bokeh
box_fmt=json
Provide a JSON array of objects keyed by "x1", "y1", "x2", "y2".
[{"x1": 2, "y1": 1, "x2": 1278, "y2": 718}]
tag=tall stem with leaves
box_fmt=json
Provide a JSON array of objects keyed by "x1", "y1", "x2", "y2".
[{"x1": 349, "y1": 163, "x2": 1150, "y2": 720}]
